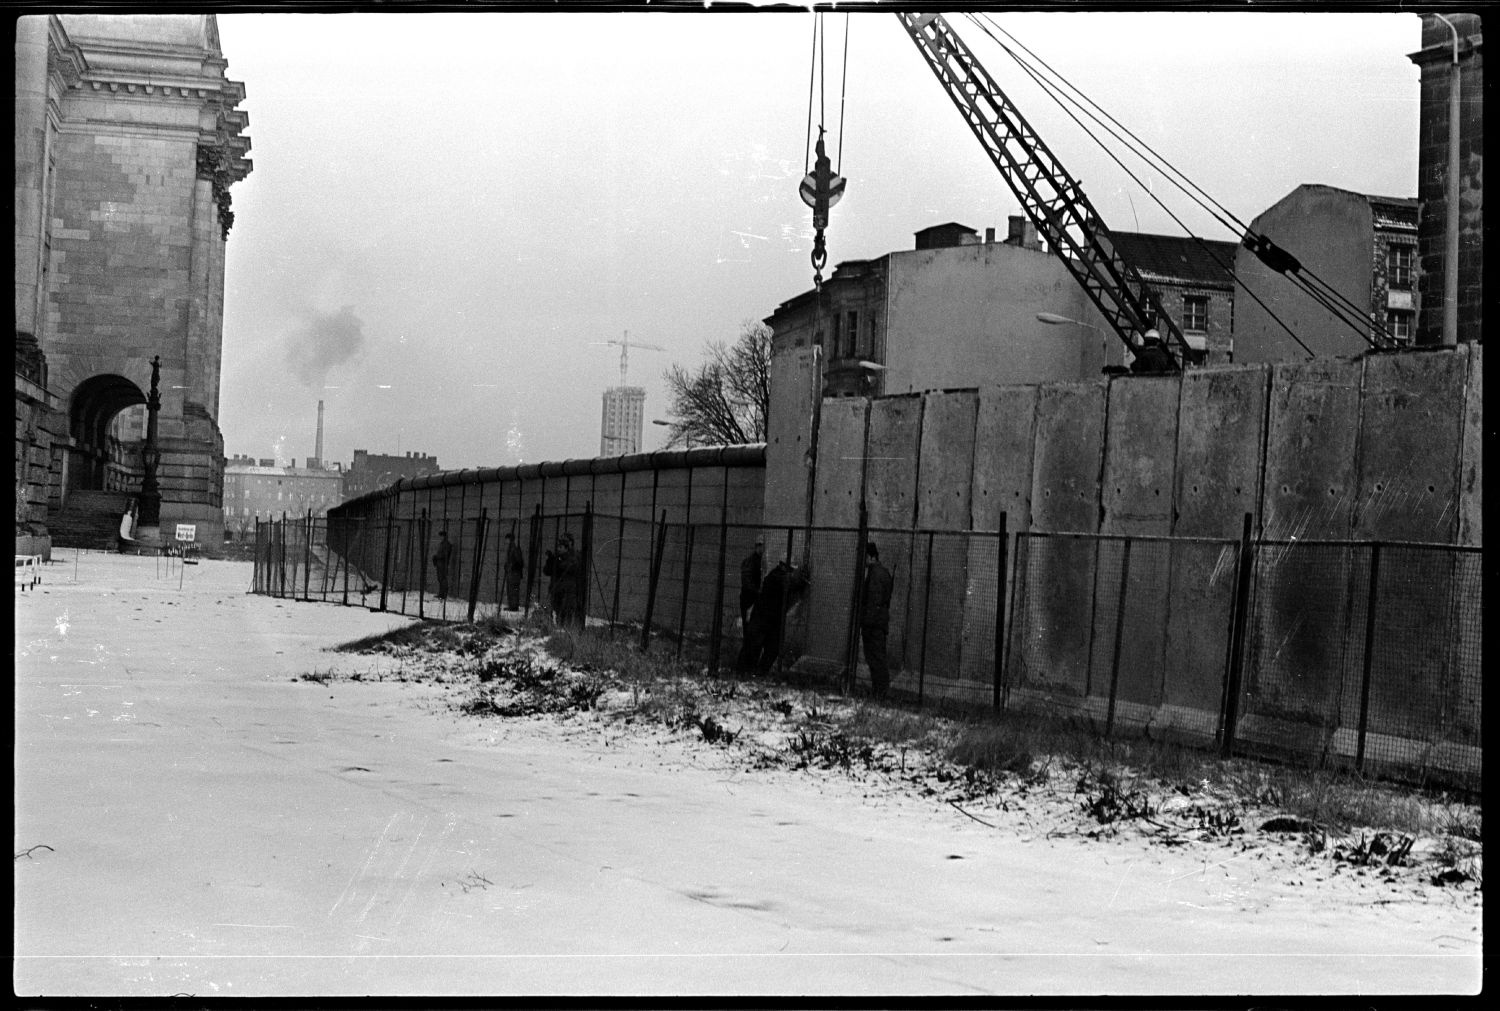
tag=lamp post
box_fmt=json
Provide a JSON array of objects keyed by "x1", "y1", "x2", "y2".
[
  {"x1": 138, "y1": 354, "x2": 163, "y2": 528},
  {"x1": 1036, "y1": 312, "x2": 1117, "y2": 373}
]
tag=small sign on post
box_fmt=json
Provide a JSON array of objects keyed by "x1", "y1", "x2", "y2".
[{"x1": 175, "y1": 524, "x2": 200, "y2": 565}]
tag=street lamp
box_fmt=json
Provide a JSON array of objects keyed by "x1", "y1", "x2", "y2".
[{"x1": 1036, "y1": 312, "x2": 1120, "y2": 373}]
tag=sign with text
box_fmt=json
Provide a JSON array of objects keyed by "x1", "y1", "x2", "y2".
[{"x1": 174, "y1": 523, "x2": 197, "y2": 543}]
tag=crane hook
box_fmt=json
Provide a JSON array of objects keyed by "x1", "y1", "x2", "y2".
[{"x1": 800, "y1": 130, "x2": 845, "y2": 292}]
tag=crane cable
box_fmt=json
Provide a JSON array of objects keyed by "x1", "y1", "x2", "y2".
[
  {"x1": 967, "y1": 13, "x2": 1398, "y2": 354},
  {"x1": 964, "y1": 14, "x2": 1343, "y2": 357},
  {"x1": 801, "y1": 12, "x2": 849, "y2": 293}
]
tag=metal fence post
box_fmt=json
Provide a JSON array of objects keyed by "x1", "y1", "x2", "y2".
[
  {"x1": 379, "y1": 506, "x2": 394, "y2": 613},
  {"x1": 1105, "y1": 537, "x2": 1133, "y2": 738},
  {"x1": 525, "y1": 503, "x2": 542, "y2": 619},
  {"x1": 1355, "y1": 541, "x2": 1383, "y2": 775},
  {"x1": 303, "y1": 508, "x2": 313, "y2": 600},
  {"x1": 994, "y1": 511, "x2": 1008, "y2": 712},
  {"x1": 708, "y1": 506, "x2": 728, "y2": 674},
  {"x1": 580, "y1": 501, "x2": 593, "y2": 625},
  {"x1": 1220, "y1": 512, "x2": 1255, "y2": 757},
  {"x1": 468, "y1": 508, "x2": 489, "y2": 623},
  {"x1": 417, "y1": 508, "x2": 428, "y2": 619},
  {"x1": 676, "y1": 524, "x2": 695, "y2": 658},
  {"x1": 844, "y1": 500, "x2": 869, "y2": 696},
  {"x1": 916, "y1": 530, "x2": 936, "y2": 706},
  {"x1": 642, "y1": 510, "x2": 668, "y2": 652}
]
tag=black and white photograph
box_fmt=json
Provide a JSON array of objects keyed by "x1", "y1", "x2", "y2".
[{"x1": 13, "y1": 3, "x2": 1482, "y2": 998}]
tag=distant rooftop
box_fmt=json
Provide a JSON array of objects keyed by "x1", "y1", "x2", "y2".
[{"x1": 1112, "y1": 231, "x2": 1238, "y2": 289}]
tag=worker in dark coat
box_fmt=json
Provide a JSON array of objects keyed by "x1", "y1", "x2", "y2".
[
  {"x1": 432, "y1": 530, "x2": 454, "y2": 599},
  {"x1": 738, "y1": 559, "x2": 809, "y2": 674},
  {"x1": 504, "y1": 533, "x2": 525, "y2": 611},
  {"x1": 543, "y1": 532, "x2": 583, "y2": 628},
  {"x1": 1129, "y1": 329, "x2": 1176, "y2": 375},
  {"x1": 860, "y1": 541, "x2": 895, "y2": 699},
  {"x1": 739, "y1": 536, "x2": 765, "y2": 627}
]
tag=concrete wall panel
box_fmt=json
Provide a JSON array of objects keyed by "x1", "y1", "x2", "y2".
[
  {"x1": 1353, "y1": 348, "x2": 1467, "y2": 542},
  {"x1": 913, "y1": 391, "x2": 977, "y2": 680},
  {"x1": 1173, "y1": 365, "x2": 1270, "y2": 538},
  {"x1": 1261, "y1": 357, "x2": 1364, "y2": 541},
  {"x1": 806, "y1": 398, "x2": 869, "y2": 670},
  {"x1": 764, "y1": 347, "x2": 819, "y2": 529},
  {"x1": 1022, "y1": 382, "x2": 1106, "y2": 694},
  {"x1": 865, "y1": 395, "x2": 923, "y2": 668},
  {"x1": 812, "y1": 399, "x2": 870, "y2": 529},
  {"x1": 1096, "y1": 376, "x2": 1180, "y2": 707},
  {"x1": 1458, "y1": 344, "x2": 1482, "y2": 547},
  {"x1": 964, "y1": 384, "x2": 1037, "y2": 685},
  {"x1": 1100, "y1": 376, "x2": 1180, "y2": 536},
  {"x1": 971, "y1": 384, "x2": 1038, "y2": 533},
  {"x1": 1030, "y1": 380, "x2": 1107, "y2": 532}
]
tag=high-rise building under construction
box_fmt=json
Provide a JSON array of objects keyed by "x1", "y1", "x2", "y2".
[{"x1": 600, "y1": 386, "x2": 645, "y2": 456}]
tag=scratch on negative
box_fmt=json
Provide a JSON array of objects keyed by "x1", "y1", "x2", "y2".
[
  {"x1": 329, "y1": 812, "x2": 400, "y2": 920},
  {"x1": 1107, "y1": 861, "x2": 1136, "y2": 909}
]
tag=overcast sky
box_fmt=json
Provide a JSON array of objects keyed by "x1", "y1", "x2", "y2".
[{"x1": 215, "y1": 9, "x2": 1421, "y2": 471}]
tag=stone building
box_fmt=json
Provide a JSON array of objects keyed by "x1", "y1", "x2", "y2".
[
  {"x1": 343, "y1": 449, "x2": 441, "y2": 501},
  {"x1": 14, "y1": 14, "x2": 250, "y2": 547},
  {"x1": 1232, "y1": 185, "x2": 1418, "y2": 363},
  {"x1": 1409, "y1": 12, "x2": 1483, "y2": 347},
  {"x1": 222, "y1": 455, "x2": 343, "y2": 542}
]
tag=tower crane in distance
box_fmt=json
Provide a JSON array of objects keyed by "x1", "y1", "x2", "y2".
[{"x1": 592, "y1": 331, "x2": 667, "y2": 388}]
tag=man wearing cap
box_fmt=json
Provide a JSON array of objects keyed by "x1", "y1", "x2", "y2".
[
  {"x1": 1129, "y1": 329, "x2": 1176, "y2": 375},
  {"x1": 544, "y1": 532, "x2": 583, "y2": 628},
  {"x1": 860, "y1": 541, "x2": 894, "y2": 699},
  {"x1": 739, "y1": 536, "x2": 765, "y2": 628}
]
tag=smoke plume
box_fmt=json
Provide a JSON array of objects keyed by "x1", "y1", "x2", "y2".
[{"x1": 285, "y1": 306, "x2": 366, "y2": 386}]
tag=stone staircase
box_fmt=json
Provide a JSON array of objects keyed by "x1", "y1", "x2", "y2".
[{"x1": 47, "y1": 490, "x2": 135, "y2": 551}]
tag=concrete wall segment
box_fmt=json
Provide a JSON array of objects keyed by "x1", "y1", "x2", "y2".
[
  {"x1": 811, "y1": 398, "x2": 869, "y2": 529},
  {"x1": 1353, "y1": 347, "x2": 1468, "y2": 543},
  {"x1": 1260, "y1": 356, "x2": 1364, "y2": 542},
  {"x1": 1030, "y1": 380, "x2": 1108, "y2": 533},
  {"x1": 1172, "y1": 364, "x2": 1271, "y2": 539},
  {"x1": 1100, "y1": 376, "x2": 1180, "y2": 537},
  {"x1": 971, "y1": 384, "x2": 1038, "y2": 533},
  {"x1": 1457, "y1": 344, "x2": 1481, "y2": 547},
  {"x1": 915, "y1": 390, "x2": 978, "y2": 530}
]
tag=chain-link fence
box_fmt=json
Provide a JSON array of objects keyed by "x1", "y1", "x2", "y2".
[{"x1": 257, "y1": 510, "x2": 1481, "y2": 791}]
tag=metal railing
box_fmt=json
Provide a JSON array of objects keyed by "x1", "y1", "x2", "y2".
[{"x1": 255, "y1": 509, "x2": 1481, "y2": 790}]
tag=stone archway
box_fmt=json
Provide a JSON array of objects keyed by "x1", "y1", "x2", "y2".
[{"x1": 67, "y1": 374, "x2": 147, "y2": 494}]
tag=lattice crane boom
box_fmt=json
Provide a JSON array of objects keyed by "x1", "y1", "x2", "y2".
[{"x1": 897, "y1": 12, "x2": 1186, "y2": 371}]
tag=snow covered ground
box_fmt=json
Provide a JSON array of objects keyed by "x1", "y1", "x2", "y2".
[{"x1": 13, "y1": 551, "x2": 1481, "y2": 996}]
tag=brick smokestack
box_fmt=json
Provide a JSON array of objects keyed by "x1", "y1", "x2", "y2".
[{"x1": 315, "y1": 400, "x2": 324, "y2": 469}]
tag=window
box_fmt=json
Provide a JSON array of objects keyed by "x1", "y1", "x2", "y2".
[
  {"x1": 1388, "y1": 245, "x2": 1414, "y2": 289},
  {"x1": 1182, "y1": 295, "x2": 1209, "y2": 333},
  {"x1": 844, "y1": 311, "x2": 859, "y2": 358},
  {"x1": 1386, "y1": 309, "x2": 1414, "y2": 345}
]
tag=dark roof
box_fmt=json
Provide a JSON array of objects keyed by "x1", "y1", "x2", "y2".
[{"x1": 1112, "y1": 231, "x2": 1237, "y2": 289}]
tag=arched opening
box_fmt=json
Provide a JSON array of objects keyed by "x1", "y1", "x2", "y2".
[{"x1": 68, "y1": 374, "x2": 147, "y2": 494}]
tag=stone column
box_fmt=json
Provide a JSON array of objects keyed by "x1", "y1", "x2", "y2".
[{"x1": 14, "y1": 15, "x2": 50, "y2": 338}]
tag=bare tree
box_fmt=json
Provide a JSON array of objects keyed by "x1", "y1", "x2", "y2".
[{"x1": 660, "y1": 321, "x2": 771, "y2": 448}]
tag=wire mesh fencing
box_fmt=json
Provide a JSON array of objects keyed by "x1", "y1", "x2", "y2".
[{"x1": 257, "y1": 510, "x2": 1481, "y2": 791}]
